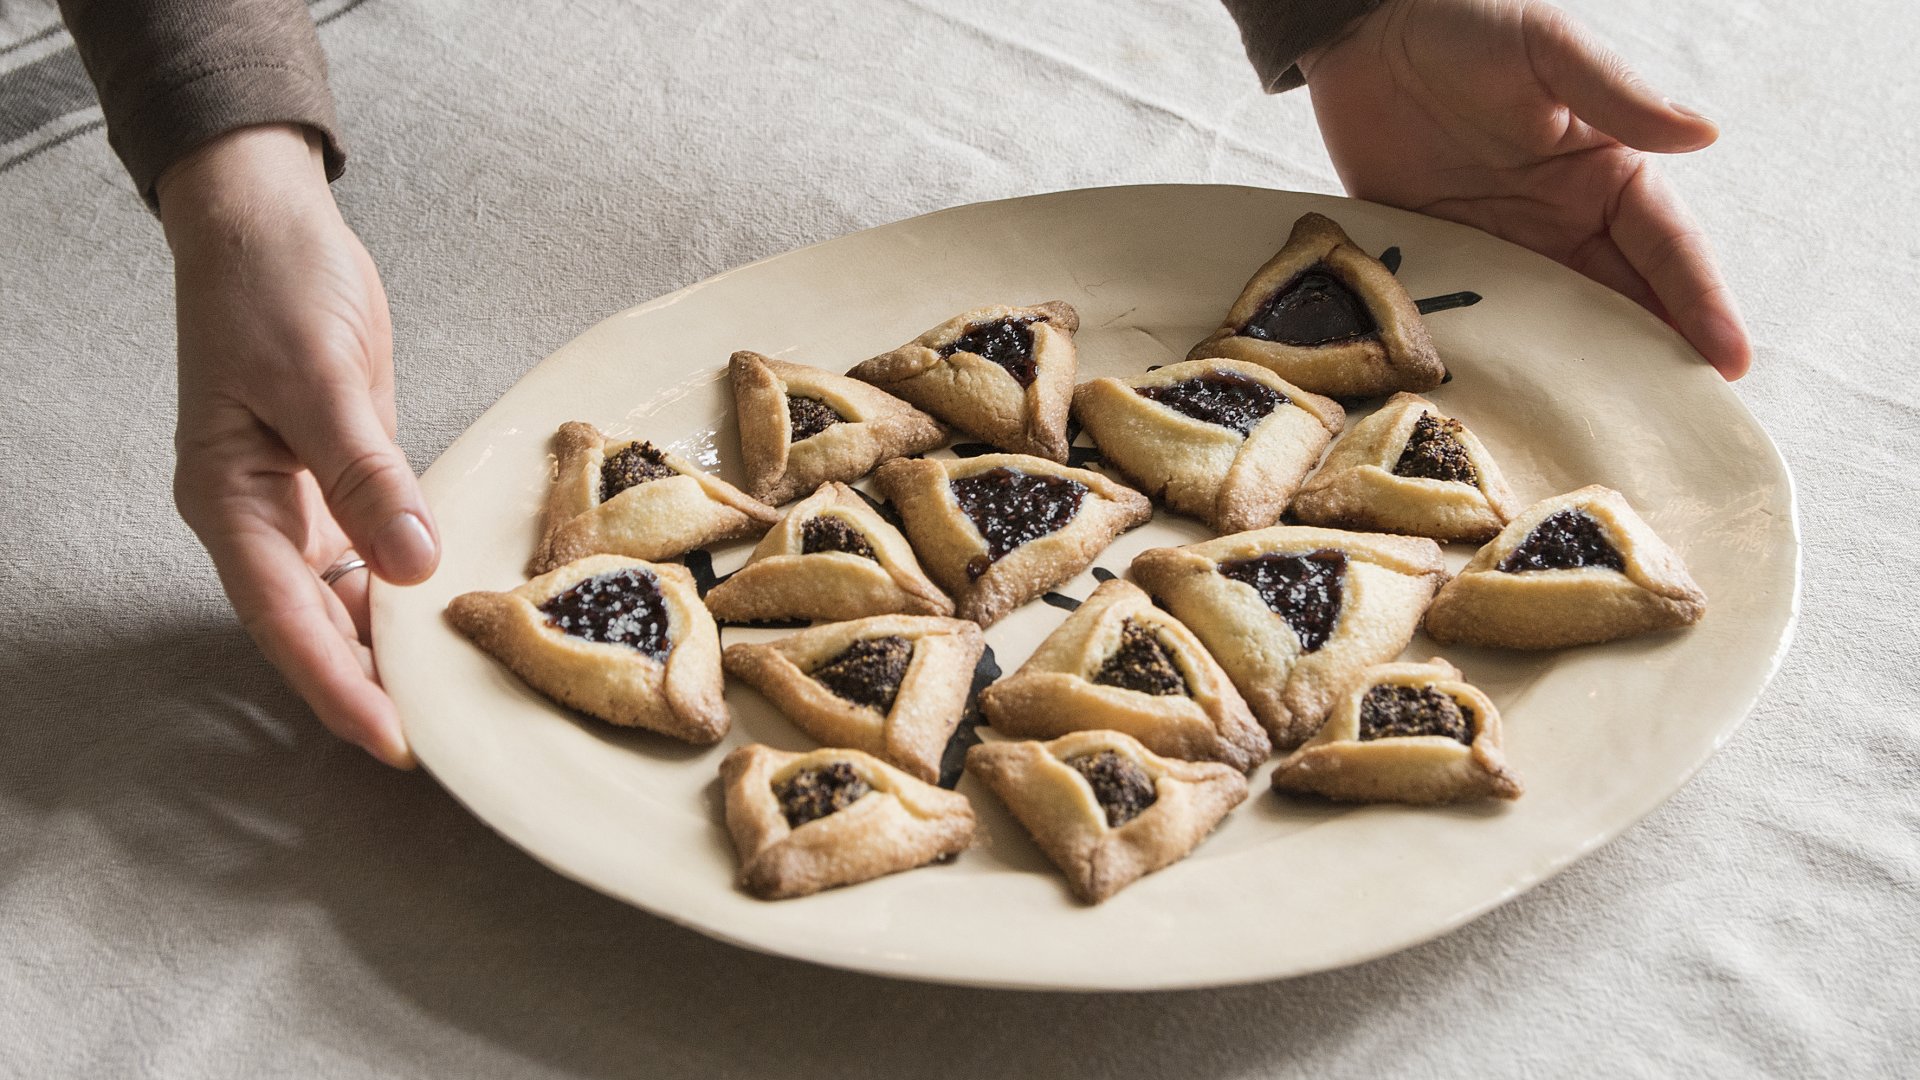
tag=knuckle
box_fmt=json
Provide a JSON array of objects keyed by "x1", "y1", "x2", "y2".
[
  {"x1": 1640, "y1": 230, "x2": 1715, "y2": 302},
  {"x1": 171, "y1": 462, "x2": 219, "y2": 525},
  {"x1": 322, "y1": 447, "x2": 413, "y2": 521}
]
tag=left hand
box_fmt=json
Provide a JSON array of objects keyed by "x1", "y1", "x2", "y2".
[{"x1": 1301, "y1": 0, "x2": 1752, "y2": 378}]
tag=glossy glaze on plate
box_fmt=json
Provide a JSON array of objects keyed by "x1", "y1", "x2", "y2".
[{"x1": 371, "y1": 185, "x2": 1799, "y2": 990}]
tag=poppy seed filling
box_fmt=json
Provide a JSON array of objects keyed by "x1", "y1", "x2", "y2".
[
  {"x1": 1091, "y1": 619, "x2": 1188, "y2": 697},
  {"x1": 800, "y1": 515, "x2": 876, "y2": 560},
  {"x1": 1499, "y1": 509, "x2": 1625, "y2": 573},
  {"x1": 810, "y1": 635, "x2": 913, "y2": 713},
  {"x1": 1359, "y1": 684, "x2": 1474, "y2": 744},
  {"x1": 1393, "y1": 412, "x2": 1479, "y2": 485},
  {"x1": 1067, "y1": 750, "x2": 1157, "y2": 828},
  {"x1": 774, "y1": 762, "x2": 873, "y2": 828},
  {"x1": 786, "y1": 394, "x2": 844, "y2": 442},
  {"x1": 600, "y1": 442, "x2": 677, "y2": 502}
]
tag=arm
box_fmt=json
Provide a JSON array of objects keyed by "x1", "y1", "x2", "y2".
[
  {"x1": 58, "y1": 0, "x2": 345, "y2": 205},
  {"x1": 1222, "y1": 0, "x2": 1752, "y2": 379},
  {"x1": 60, "y1": 3, "x2": 433, "y2": 766},
  {"x1": 1219, "y1": 0, "x2": 1380, "y2": 91}
]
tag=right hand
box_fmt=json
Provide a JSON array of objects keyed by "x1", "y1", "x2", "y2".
[{"x1": 158, "y1": 123, "x2": 436, "y2": 768}]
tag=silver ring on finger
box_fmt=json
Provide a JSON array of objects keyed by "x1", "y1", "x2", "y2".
[{"x1": 322, "y1": 553, "x2": 370, "y2": 587}]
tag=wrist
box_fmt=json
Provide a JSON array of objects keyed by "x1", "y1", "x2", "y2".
[
  {"x1": 158, "y1": 124, "x2": 337, "y2": 253},
  {"x1": 1298, "y1": 0, "x2": 1396, "y2": 84}
]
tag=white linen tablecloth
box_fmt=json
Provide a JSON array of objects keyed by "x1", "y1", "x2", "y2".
[{"x1": 2, "y1": 0, "x2": 1915, "y2": 1075}]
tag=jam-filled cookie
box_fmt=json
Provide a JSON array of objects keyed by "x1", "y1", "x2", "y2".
[
  {"x1": 1071, "y1": 358, "x2": 1346, "y2": 534},
  {"x1": 702, "y1": 482, "x2": 953, "y2": 623},
  {"x1": 1130, "y1": 526, "x2": 1447, "y2": 749},
  {"x1": 722, "y1": 614, "x2": 984, "y2": 783},
  {"x1": 846, "y1": 302, "x2": 1079, "y2": 461},
  {"x1": 720, "y1": 744, "x2": 976, "y2": 899},
  {"x1": 1291, "y1": 392, "x2": 1519, "y2": 542},
  {"x1": 966, "y1": 730, "x2": 1247, "y2": 904},
  {"x1": 874, "y1": 453, "x2": 1153, "y2": 627},
  {"x1": 1424, "y1": 485, "x2": 1706, "y2": 649},
  {"x1": 529, "y1": 421, "x2": 779, "y2": 574},
  {"x1": 1271, "y1": 658, "x2": 1522, "y2": 804},
  {"x1": 979, "y1": 579, "x2": 1270, "y2": 772},
  {"x1": 446, "y1": 555, "x2": 727, "y2": 743},
  {"x1": 1187, "y1": 213, "x2": 1445, "y2": 399},
  {"x1": 729, "y1": 350, "x2": 948, "y2": 506}
]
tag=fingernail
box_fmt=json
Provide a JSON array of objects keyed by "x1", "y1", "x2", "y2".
[
  {"x1": 1665, "y1": 98, "x2": 1714, "y2": 123},
  {"x1": 369, "y1": 739, "x2": 419, "y2": 770},
  {"x1": 1701, "y1": 313, "x2": 1753, "y2": 381},
  {"x1": 372, "y1": 511, "x2": 438, "y2": 583}
]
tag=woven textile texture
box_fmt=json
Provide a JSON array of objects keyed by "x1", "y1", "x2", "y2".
[{"x1": 1, "y1": 0, "x2": 1914, "y2": 1076}]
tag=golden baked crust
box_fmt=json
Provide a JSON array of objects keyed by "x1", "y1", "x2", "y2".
[
  {"x1": 1272, "y1": 658, "x2": 1523, "y2": 804},
  {"x1": 445, "y1": 555, "x2": 727, "y2": 744},
  {"x1": 529, "y1": 421, "x2": 779, "y2": 574},
  {"x1": 1130, "y1": 526, "x2": 1447, "y2": 749},
  {"x1": 1424, "y1": 485, "x2": 1707, "y2": 649},
  {"x1": 965, "y1": 731, "x2": 1247, "y2": 904},
  {"x1": 720, "y1": 744, "x2": 976, "y2": 900},
  {"x1": 979, "y1": 579, "x2": 1270, "y2": 772},
  {"x1": 1187, "y1": 213, "x2": 1445, "y2": 399},
  {"x1": 846, "y1": 302, "x2": 1079, "y2": 461},
  {"x1": 722, "y1": 614, "x2": 984, "y2": 782},
  {"x1": 1071, "y1": 358, "x2": 1346, "y2": 534},
  {"x1": 1291, "y1": 391, "x2": 1520, "y2": 542},
  {"x1": 702, "y1": 482, "x2": 954, "y2": 623},
  {"x1": 873, "y1": 453, "x2": 1153, "y2": 627},
  {"x1": 729, "y1": 350, "x2": 948, "y2": 506}
]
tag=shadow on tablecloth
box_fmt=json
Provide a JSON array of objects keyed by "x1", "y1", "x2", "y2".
[{"x1": 0, "y1": 616, "x2": 1531, "y2": 1077}]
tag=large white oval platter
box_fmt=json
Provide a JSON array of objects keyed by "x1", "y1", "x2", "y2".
[{"x1": 372, "y1": 184, "x2": 1799, "y2": 991}]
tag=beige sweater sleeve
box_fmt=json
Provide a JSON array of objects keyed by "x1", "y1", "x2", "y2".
[
  {"x1": 56, "y1": 0, "x2": 345, "y2": 207},
  {"x1": 1220, "y1": 0, "x2": 1384, "y2": 92}
]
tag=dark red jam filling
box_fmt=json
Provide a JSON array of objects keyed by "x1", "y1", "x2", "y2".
[
  {"x1": 774, "y1": 762, "x2": 873, "y2": 828},
  {"x1": 950, "y1": 467, "x2": 1088, "y2": 576},
  {"x1": 1217, "y1": 549, "x2": 1349, "y2": 653},
  {"x1": 941, "y1": 316, "x2": 1042, "y2": 387},
  {"x1": 599, "y1": 442, "x2": 677, "y2": 503},
  {"x1": 810, "y1": 635, "x2": 914, "y2": 713},
  {"x1": 1359, "y1": 684, "x2": 1474, "y2": 744},
  {"x1": 1241, "y1": 267, "x2": 1376, "y2": 346},
  {"x1": 1393, "y1": 412, "x2": 1479, "y2": 485},
  {"x1": 786, "y1": 394, "x2": 844, "y2": 442},
  {"x1": 800, "y1": 515, "x2": 876, "y2": 560},
  {"x1": 1498, "y1": 509, "x2": 1624, "y2": 573},
  {"x1": 1091, "y1": 619, "x2": 1188, "y2": 697},
  {"x1": 538, "y1": 567, "x2": 671, "y2": 658},
  {"x1": 1135, "y1": 370, "x2": 1287, "y2": 436},
  {"x1": 1067, "y1": 750, "x2": 1157, "y2": 828}
]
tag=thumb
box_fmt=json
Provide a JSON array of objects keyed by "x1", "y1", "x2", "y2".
[
  {"x1": 272, "y1": 382, "x2": 441, "y2": 584},
  {"x1": 1523, "y1": 3, "x2": 1718, "y2": 153}
]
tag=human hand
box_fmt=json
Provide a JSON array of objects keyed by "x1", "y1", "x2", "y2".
[
  {"x1": 159, "y1": 123, "x2": 435, "y2": 768},
  {"x1": 1300, "y1": 0, "x2": 1752, "y2": 378}
]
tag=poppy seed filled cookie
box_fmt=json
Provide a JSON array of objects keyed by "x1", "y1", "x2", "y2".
[
  {"x1": 1072, "y1": 359, "x2": 1343, "y2": 534},
  {"x1": 1187, "y1": 213, "x2": 1445, "y2": 399},
  {"x1": 1425, "y1": 486, "x2": 1706, "y2": 650},
  {"x1": 874, "y1": 453, "x2": 1150, "y2": 627},
  {"x1": 1132, "y1": 526, "x2": 1445, "y2": 749},
  {"x1": 977, "y1": 579, "x2": 1270, "y2": 772}
]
